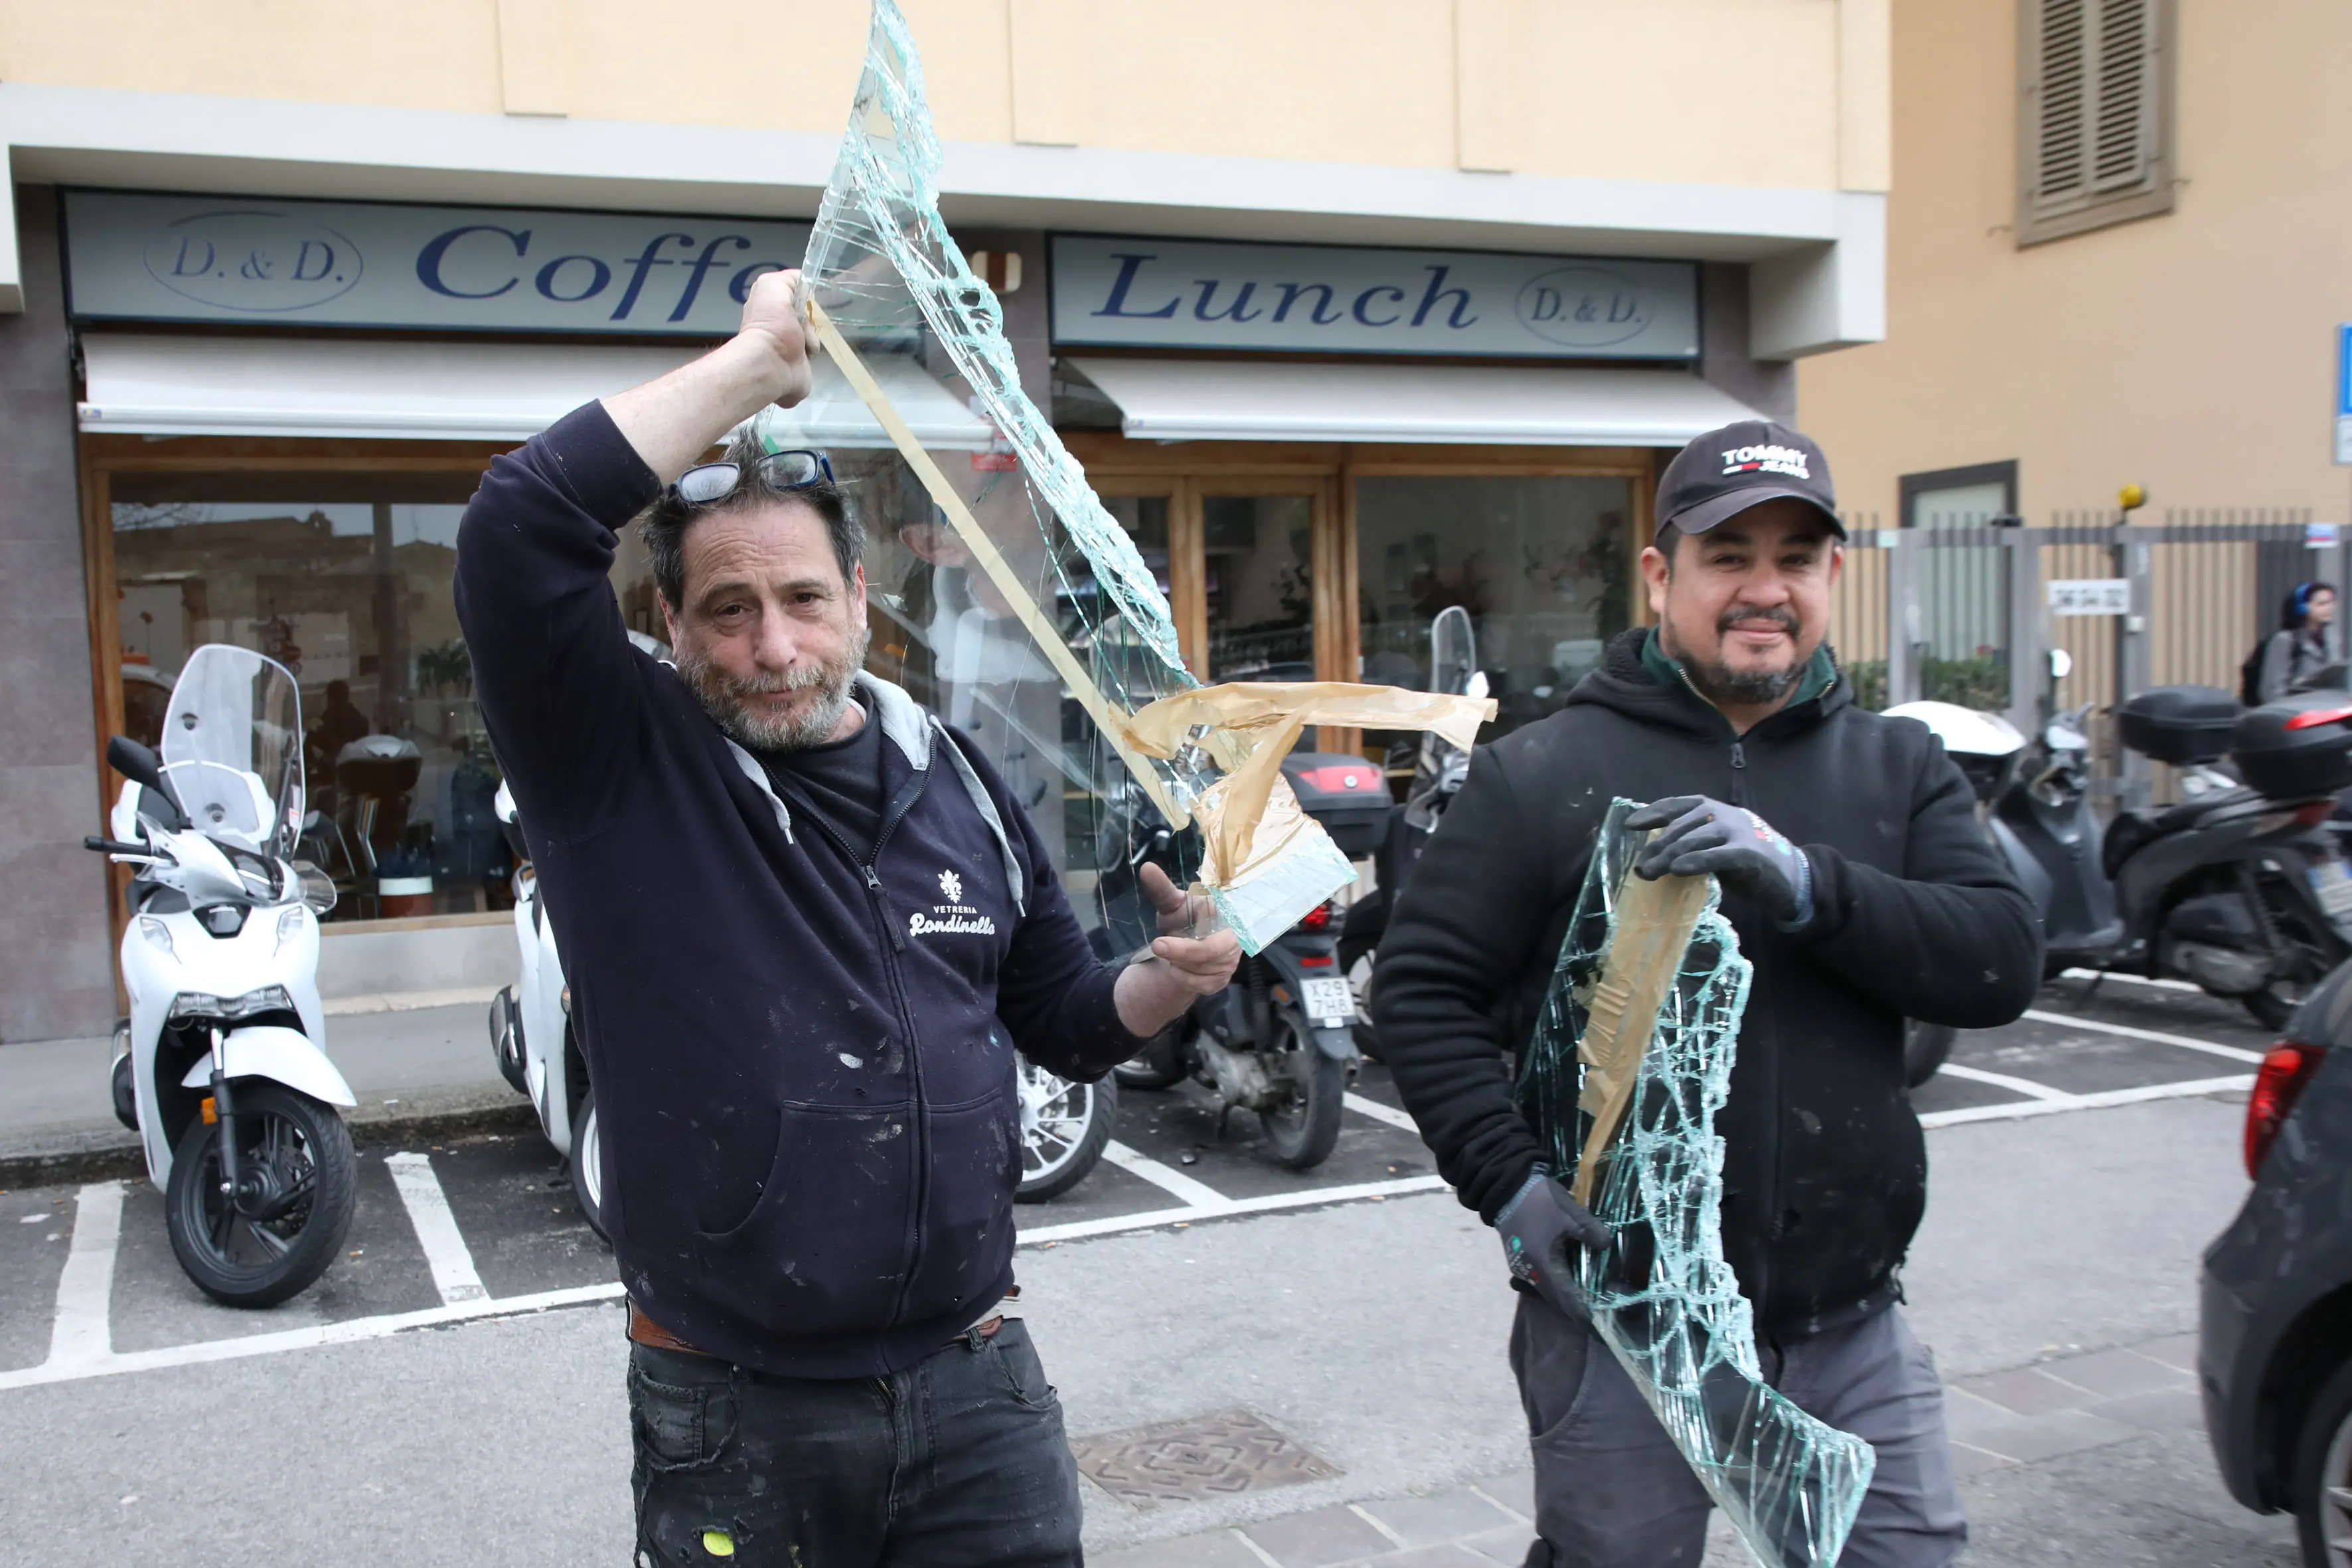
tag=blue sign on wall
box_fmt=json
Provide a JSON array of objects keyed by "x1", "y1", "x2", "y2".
[
  {"x1": 63, "y1": 189, "x2": 812, "y2": 337},
  {"x1": 2335, "y1": 323, "x2": 2352, "y2": 465}
]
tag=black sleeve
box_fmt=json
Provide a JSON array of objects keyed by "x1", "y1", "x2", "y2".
[
  {"x1": 1794, "y1": 738, "x2": 2044, "y2": 1028},
  {"x1": 953, "y1": 732, "x2": 1138, "y2": 1082},
  {"x1": 453, "y1": 401, "x2": 663, "y2": 844},
  {"x1": 1370, "y1": 744, "x2": 1575, "y2": 1223}
]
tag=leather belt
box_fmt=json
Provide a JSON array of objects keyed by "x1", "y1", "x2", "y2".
[{"x1": 625, "y1": 1300, "x2": 1004, "y2": 1359}]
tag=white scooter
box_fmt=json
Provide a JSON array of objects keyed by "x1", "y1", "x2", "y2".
[
  {"x1": 88, "y1": 645, "x2": 358, "y2": 1307},
  {"x1": 486, "y1": 779, "x2": 608, "y2": 1240}
]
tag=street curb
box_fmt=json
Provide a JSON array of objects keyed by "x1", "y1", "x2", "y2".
[{"x1": 0, "y1": 1101, "x2": 540, "y2": 1190}]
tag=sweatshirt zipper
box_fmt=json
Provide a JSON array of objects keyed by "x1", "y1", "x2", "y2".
[{"x1": 787, "y1": 766, "x2": 935, "y2": 1327}]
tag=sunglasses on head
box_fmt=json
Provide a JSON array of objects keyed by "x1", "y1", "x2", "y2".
[{"x1": 668, "y1": 449, "x2": 834, "y2": 507}]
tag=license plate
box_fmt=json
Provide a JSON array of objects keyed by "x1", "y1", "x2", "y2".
[
  {"x1": 1300, "y1": 976, "x2": 1354, "y2": 1026},
  {"x1": 2313, "y1": 857, "x2": 2352, "y2": 922}
]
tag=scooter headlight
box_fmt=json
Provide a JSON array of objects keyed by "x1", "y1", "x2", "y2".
[
  {"x1": 137, "y1": 917, "x2": 175, "y2": 959},
  {"x1": 275, "y1": 905, "x2": 309, "y2": 952},
  {"x1": 169, "y1": 985, "x2": 294, "y2": 1023}
]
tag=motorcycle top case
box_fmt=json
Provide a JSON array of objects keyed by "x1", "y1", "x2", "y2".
[
  {"x1": 2118, "y1": 685, "x2": 2240, "y2": 765},
  {"x1": 1281, "y1": 751, "x2": 1393, "y2": 860},
  {"x1": 2231, "y1": 698, "x2": 2352, "y2": 801}
]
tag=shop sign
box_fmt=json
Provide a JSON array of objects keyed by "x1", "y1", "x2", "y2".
[
  {"x1": 62, "y1": 189, "x2": 811, "y2": 337},
  {"x1": 1050, "y1": 235, "x2": 1697, "y2": 360}
]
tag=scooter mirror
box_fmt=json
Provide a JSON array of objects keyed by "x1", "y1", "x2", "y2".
[
  {"x1": 106, "y1": 736, "x2": 188, "y2": 828},
  {"x1": 2049, "y1": 648, "x2": 2074, "y2": 680}
]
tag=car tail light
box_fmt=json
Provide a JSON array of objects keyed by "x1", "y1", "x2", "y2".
[
  {"x1": 1298, "y1": 901, "x2": 1334, "y2": 933},
  {"x1": 2246, "y1": 1042, "x2": 2326, "y2": 1177}
]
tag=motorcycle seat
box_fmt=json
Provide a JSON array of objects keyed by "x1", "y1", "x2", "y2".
[{"x1": 2100, "y1": 788, "x2": 2259, "y2": 878}]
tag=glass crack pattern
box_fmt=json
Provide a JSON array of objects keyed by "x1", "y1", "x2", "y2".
[{"x1": 1516, "y1": 799, "x2": 1876, "y2": 1567}]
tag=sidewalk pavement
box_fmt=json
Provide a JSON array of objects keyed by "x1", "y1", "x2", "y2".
[
  {"x1": 1089, "y1": 1334, "x2": 2209, "y2": 1568},
  {"x1": 0, "y1": 992, "x2": 522, "y2": 1182}
]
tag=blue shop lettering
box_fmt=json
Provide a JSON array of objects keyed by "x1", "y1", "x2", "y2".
[
  {"x1": 414, "y1": 222, "x2": 780, "y2": 321},
  {"x1": 1091, "y1": 252, "x2": 1478, "y2": 333}
]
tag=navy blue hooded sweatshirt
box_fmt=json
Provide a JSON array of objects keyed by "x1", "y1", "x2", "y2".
[{"x1": 454, "y1": 402, "x2": 1140, "y2": 1378}]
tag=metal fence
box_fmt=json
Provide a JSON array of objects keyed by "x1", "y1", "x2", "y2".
[{"x1": 1833, "y1": 509, "x2": 2338, "y2": 807}]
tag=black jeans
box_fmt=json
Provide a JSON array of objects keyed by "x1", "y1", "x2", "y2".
[{"x1": 628, "y1": 1318, "x2": 1083, "y2": 1568}]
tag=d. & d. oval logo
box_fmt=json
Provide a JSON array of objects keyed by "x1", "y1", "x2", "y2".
[
  {"x1": 1514, "y1": 265, "x2": 1655, "y2": 349},
  {"x1": 141, "y1": 209, "x2": 364, "y2": 314}
]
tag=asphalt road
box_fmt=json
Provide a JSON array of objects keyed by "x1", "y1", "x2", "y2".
[{"x1": 0, "y1": 976, "x2": 2303, "y2": 1565}]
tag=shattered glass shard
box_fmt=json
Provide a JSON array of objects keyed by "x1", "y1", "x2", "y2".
[{"x1": 1517, "y1": 799, "x2": 1875, "y2": 1567}]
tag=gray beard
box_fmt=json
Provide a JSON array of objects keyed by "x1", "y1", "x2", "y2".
[{"x1": 675, "y1": 627, "x2": 870, "y2": 753}]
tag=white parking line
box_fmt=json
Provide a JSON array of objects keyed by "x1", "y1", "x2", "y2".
[
  {"x1": 1344, "y1": 1092, "x2": 1421, "y2": 1133},
  {"x1": 1919, "y1": 1073, "x2": 2253, "y2": 1129},
  {"x1": 1016, "y1": 1173, "x2": 1451, "y2": 1246},
  {"x1": 2058, "y1": 969, "x2": 2201, "y2": 994},
  {"x1": 44, "y1": 1182, "x2": 123, "y2": 1370},
  {"x1": 2020, "y1": 1009, "x2": 2268, "y2": 1065},
  {"x1": 384, "y1": 1153, "x2": 488, "y2": 1306},
  {"x1": 1934, "y1": 1063, "x2": 2073, "y2": 1101},
  {"x1": 1101, "y1": 1141, "x2": 1226, "y2": 1208}
]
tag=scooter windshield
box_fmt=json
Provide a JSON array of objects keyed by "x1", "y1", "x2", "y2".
[{"x1": 159, "y1": 645, "x2": 304, "y2": 858}]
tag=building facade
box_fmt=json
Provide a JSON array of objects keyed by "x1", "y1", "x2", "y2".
[
  {"x1": 1801, "y1": 0, "x2": 2352, "y2": 526},
  {"x1": 0, "y1": 0, "x2": 1890, "y2": 1042}
]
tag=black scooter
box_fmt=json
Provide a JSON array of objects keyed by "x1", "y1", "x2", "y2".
[
  {"x1": 1993, "y1": 651, "x2": 2352, "y2": 1028},
  {"x1": 1096, "y1": 757, "x2": 1379, "y2": 1171}
]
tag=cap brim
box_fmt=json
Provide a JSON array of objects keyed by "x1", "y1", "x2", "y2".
[{"x1": 1665, "y1": 487, "x2": 1846, "y2": 539}]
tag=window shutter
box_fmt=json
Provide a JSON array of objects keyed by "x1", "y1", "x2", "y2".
[
  {"x1": 2034, "y1": 0, "x2": 2090, "y2": 210},
  {"x1": 2021, "y1": 0, "x2": 2167, "y2": 240},
  {"x1": 2091, "y1": 0, "x2": 2157, "y2": 193}
]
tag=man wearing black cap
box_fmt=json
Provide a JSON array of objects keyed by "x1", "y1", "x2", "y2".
[{"x1": 1373, "y1": 420, "x2": 2041, "y2": 1567}]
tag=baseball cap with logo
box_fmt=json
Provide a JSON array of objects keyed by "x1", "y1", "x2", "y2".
[{"x1": 1655, "y1": 420, "x2": 1843, "y2": 540}]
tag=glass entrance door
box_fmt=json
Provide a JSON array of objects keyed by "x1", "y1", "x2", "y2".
[{"x1": 1200, "y1": 489, "x2": 1326, "y2": 683}]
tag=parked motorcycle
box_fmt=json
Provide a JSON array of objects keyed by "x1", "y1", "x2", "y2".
[
  {"x1": 1104, "y1": 753, "x2": 1381, "y2": 1171},
  {"x1": 88, "y1": 645, "x2": 357, "y2": 1307},
  {"x1": 1905, "y1": 649, "x2": 2352, "y2": 1030},
  {"x1": 1340, "y1": 605, "x2": 1482, "y2": 1055}
]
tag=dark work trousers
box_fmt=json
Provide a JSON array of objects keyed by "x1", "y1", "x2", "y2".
[
  {"x1": 1508, "y1": 1295, "x2": 1966, "y2": 1568},
  {"x1": 628, "y1": 1318, "x2": 1084, "y2": 1568}
]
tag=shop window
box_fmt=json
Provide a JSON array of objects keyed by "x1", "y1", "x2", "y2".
[
  {"x1": 2018, "y1": 0, "x2": 2175, "y2": 246},
  {"x1": 1354, "y1": 474, "x2": 1635, "y2": 739},
  {"x1": 1204, "y1": 495, "x2": 1316, "y2": 682},
  {"x1": 110, "y1": 474, "x2": 505, "y2": 922}
]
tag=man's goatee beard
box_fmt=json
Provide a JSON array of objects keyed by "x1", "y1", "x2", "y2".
[{"x1": 676, "y1": 627, "x2": 870, "y2": 753}]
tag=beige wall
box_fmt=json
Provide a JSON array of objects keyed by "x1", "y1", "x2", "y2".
[
  {"x1": 1799, "y1": 0, "x2": 2352, "y2": 522},
  {"x1": 0, "y1": 0, "x2": 1885, "y2": 191}
]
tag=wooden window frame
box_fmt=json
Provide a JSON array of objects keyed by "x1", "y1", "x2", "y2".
[{"x1": 2017, "y1": 0, "x2": 2177, "y2": 247}]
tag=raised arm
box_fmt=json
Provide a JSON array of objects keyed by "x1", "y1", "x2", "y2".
[{"x1": 454, "y1": 271, "x2": 817, "y2": 839}]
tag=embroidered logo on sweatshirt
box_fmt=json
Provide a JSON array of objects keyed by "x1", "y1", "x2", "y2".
[{"x1": 911, "y1": 866, "x2": 995, "y2": 939}]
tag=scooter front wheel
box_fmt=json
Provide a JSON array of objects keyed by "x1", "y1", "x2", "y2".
[
  {"x1": 571, "y1": 1091, "x2": 611, "y2": 1243},
  {"x1": 165, "y1": 1082, "x2": 356, "y2": 1308}
]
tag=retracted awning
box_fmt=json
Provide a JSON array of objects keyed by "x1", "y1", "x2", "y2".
[
  {"x1": 77, "y1": 333, "x2": 998, "y2": 448},
  {"x1": 1063, "y1": 355, "x2": 1766, "y2": 447}
]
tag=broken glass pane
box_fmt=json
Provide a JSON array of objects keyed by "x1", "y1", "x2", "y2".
[
  {"x1": 788, "y1": 0, "x2": 1489, "y2": 953},
  {"x1": 1517, "y1": 799, "x2": 1876, "y2": 1568}
]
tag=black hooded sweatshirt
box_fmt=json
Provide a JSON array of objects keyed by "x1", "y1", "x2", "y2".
[{"x1": 1372, "y1": 628, "x2": 2042, "y2": 1336}]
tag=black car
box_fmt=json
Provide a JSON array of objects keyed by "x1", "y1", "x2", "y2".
[{"x1": 2201, "y1": 961, "x2": 2352, "y2": 1565}]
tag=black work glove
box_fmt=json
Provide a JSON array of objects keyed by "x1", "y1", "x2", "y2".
[
  {"x1": 1494, "y1": 1166, "x2": 1612, "y2": 1322},
  {"x1": 1626, "y1": 794, "x2": 1814, "y2": 929}
]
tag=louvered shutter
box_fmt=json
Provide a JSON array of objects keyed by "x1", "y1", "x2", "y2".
[{"x1": 2021, "y1": 0, "x2": 2171, "y2": 240}]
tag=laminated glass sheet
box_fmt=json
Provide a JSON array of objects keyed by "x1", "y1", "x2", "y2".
[{"x1": 1516, "y1": 799, "x2": 1875, "y2": 1567}]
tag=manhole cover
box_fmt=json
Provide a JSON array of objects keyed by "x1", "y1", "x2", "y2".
[{"x1": 1071, "y1": 1409, "x2": 1341, "y2": 1510}]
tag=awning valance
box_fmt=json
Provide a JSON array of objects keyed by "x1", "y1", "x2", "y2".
[
  {"x1": 1063, "y1": 355, "x2": 1766, "y2": 447},
  {"x1": 78, "y1": 333, "x2": 996, "y2": 448}
]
